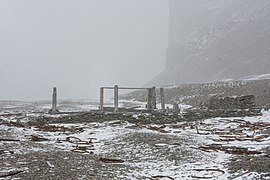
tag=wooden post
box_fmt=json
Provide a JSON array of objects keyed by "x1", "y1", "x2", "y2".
[
  {"x1": 49, "y1": 87, "x2": 59, "y2": 114},
  {"x1": 173, "y1": 103, "x2": 180, "y2": 114},
  {"x1": 147, "y1": 88, "x2": 153, "y2": 112},
  {"x1": 166, "y1": 106, "x2": 169, "y2": 115},
  {"x1": 152, "y1": 87, "x2": 156, "y2": 109},
  {"x1": 100, "y1": 87, "x2": 104, "y2": 113},
  {"x1": 52, "y1": 87, "x2": 57, "y2": 112},
  {"x1": 160, "y1": 88, "x2": 165, "y2": 113},
  {"x1": 114, "y1": 85, "x2": 119, "y2": 113}
]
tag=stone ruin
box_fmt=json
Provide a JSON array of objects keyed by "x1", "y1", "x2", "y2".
[
  {"x1": 183, "y1": 95, "x2": 262, "y2": 120},
  {"x1": 204, "y1": 95, "x2": 256, "y2": 110}
]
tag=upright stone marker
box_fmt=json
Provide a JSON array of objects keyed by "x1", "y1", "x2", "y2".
[
  {"x1": 160, "y1": 88, "x2": 165, "y2": 113},
  {"x1": 49, "y1": 87, "x2": 59, "y2": 114},
  {"x1": 114, "y1": 85, "x2": 119, "y2": 113}
]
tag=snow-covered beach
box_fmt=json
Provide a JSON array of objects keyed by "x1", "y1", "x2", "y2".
[{"x1": 1, "y1": 100, "x2": 270, "y2": 179}]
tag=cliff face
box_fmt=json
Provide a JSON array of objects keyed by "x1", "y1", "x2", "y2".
[{"x1": 150, "y1": 0, "x2": 270, "y2": 85}]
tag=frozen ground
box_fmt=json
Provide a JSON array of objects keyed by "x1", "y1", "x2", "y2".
[{"x1": 0, "y1": 100, "x2": 270, "y2": 179}]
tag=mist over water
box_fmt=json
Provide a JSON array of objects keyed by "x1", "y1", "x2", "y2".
[{"x1": 0, "y1": 0, "x2": 168, "y2": 101}]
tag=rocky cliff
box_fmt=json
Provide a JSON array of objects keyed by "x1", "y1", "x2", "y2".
[{"x1": 149, "y1": 0, "x2": 270, "y2": 85}]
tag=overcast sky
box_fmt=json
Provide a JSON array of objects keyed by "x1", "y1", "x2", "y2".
[{"x1": 0, "y1": 0, "x2": 168, "y2": 101}]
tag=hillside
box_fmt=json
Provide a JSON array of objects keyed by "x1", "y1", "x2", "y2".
[
  {"x1": 123, "y1": 79, "x2": 270, "y2": 108},
  {"x1": 148, "y1": 0, "x2": 270, "y2": 85}
]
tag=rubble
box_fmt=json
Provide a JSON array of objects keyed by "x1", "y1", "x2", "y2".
[
  {"x1": 205, "y1": 95, "x2": 256, "y2": 110},
  {"x1": 183, "y1": 95, "x2": 262, "y2": 120}
]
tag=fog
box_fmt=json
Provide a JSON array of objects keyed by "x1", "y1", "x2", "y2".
[{"x1": 0, "y1": 0, "x2": 168, "y2": 101}]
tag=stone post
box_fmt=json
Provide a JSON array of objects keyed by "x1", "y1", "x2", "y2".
[
  {"x1": 49, "y1": 87, "x2": 59, "y2": 114},
  {"x1": 160, "y1": 88, "x2": 165, "y2": 113},
  {"x1": 114, "y1": 85, "x2": 119, "y2": 113},
  {"x1": 100, "y1": 87, "x2": 104, "y2": 113}
]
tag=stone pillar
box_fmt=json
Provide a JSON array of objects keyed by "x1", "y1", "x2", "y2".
[
  {"x1": 151, "y1": 87, "x2": 156, "y2": 109},
  {"x1": 49, "y1": 87, "x2": 59, "y2": 114},
  {"x1": 160, "y1": 88, "x2": 165, "y2": 113},
  {"x1": 100, "y1": 87, "x2": 104, "y2": 113},
  {"x1": 147, "y1": 88, "x2": 153, "y2": 112},
  {"x1": 114, "y1": 85, "x2": 119, "y2": 113}
]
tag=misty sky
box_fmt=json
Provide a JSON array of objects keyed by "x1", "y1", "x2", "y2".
[{"x1": 0, "y1": 0, "x2": 168, "y2": 101}]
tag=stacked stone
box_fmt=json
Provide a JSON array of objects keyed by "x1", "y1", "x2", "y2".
[
  {"x1": 183, "y1": 95, "x2": 261, "y2": 120},
  {"x1": 207, "y1": 95, "x2": 255, "y2": 110}
]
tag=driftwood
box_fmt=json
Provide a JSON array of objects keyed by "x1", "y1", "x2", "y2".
[
  {"x1": 99, "y1": 158, "x2": 124, "y2": 163},
  {"x1": 192, "y1": 167, "x2": 225, "y2": 178},
  {"x1": 66, "y1": 136, "x2": 95, "y2": 153},
  {"x1": 224, "y1": 148, "x2": 262, "y2": 155},
  {"x1": 0, "y1": 150, "x2": 14, "y2": 155},
  {"x1": 31, "y1": 135, "x2": 48, "y2": 142},
  {"x1": 193, "y1": 168, "x2": 225, "y2": 174},
  {"x1": 71, "y1": 143, "x2": 95, "y2": 153},
  {"x1": 150, "y1": 175, "x2": 174, "y2": 180},
  {"x1": 66, "y1": 136, "x2": 81, "y2": 143},
  {"x1": 196, "y1": 144, "x2": 262, "y2": 155},
  {"x1": 191, "y1": 175, "x2": 213, "y2": 179},
  {"x1": 46, "y1": 161, "x2": 55, "y2": 168},
  {"x1": 0, "y1": 120, "x2": 24, "y2": 127},
  {"x1": 0, "y1": 113, "x2": 23, "y2": 118},
  {"x1": 65, "y1": 136, "x2": 96, "y2": 153},
  {"x1": 0, "y1": 170, "x2": 24, "y2": 178},
  {"x1": 195, "y1": 126, "x2": 210, "y2": 135},
  {"x1": 233, "y1": 119, "x2": 270, "y2": 130},
  {"x1": 194, "y1": 118, "x2": 270, "y2": 144},
  {"x1": 0, "y1": 138, "x2": 20, "y2": 142},
  {"x1": 169, "y1": 122, "x2": 194, "y2": 130},
  {"x1": 146, "y1": 125, "x2": 168, "y2": 133},
  {"x1": 88, "y1": 137, "x2": 97, "y2": 143},
  {"x1": 71, "y1": 149, "x2": 94, "y2": 154},
  {"x1": 37, "y1": 125, "x2": 84, "y2": 133}
]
